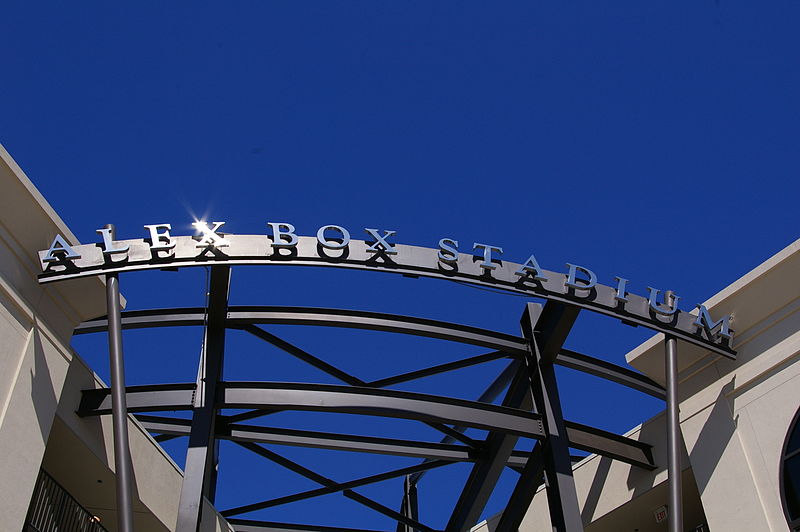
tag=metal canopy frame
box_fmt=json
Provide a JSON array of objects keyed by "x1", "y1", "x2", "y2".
[
  {"x1": 74, "y1": 297, "x2": 665, "y2": 532},
  {"x1": 32, "y1": 219, "x2": 740, "y2": 532}
]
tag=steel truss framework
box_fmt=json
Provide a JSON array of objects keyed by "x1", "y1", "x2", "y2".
[{"x1": 69, "y1": 265, "x2": 676, "y2": 532}]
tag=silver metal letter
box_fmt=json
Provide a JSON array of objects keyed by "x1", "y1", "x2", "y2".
[
  {"x1": 365, "y1": 228, "x2": 398, "y2": 255},
  {"x1": 473, "y1": 243, "x2": 503, "y2": 271},
  {"x1": 514, "y1": 255, "x2": 548, "y2": 281},
  {"x1": 438, "y1": 238, "x2": 459, "y2": 265},
  {"x1": 694, "y1": 305, "x2": 733, "y2": 341},
  {"x1": 96, "y1": 227, "x2": 130, "y2": 255},
  {"x1": 192, "y1": 221, "x2": 230, "y2": 248},
  {"x1": 316, "y1": 225, "x2": 351, "y2": 250},
  {"x1": 614, "y1": 277, "x2": 630, "y2": 302},
  {"x1": 144, "y1": 224, "x2": 176, "y2": 251},
  {"x1": 42, "y1": 234, "x2": 81, "y2": 263},
  {"x1": 268, "y1": 222, "x2": 299, "y2": 249},
  {"x1": 565, "y1": 263, "x2": 597, "y2": 291},
  {"x1": 648, "y1": 287, "x2": 681, "y2": 316}
]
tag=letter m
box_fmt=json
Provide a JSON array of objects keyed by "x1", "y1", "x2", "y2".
[{"x1": 694, "y1": 305, "x2": 733, "y2": 344}]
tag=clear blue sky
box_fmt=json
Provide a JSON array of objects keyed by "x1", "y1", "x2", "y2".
[{"x1": 2, "y1": 2, "x2": 799, "y2": 530}]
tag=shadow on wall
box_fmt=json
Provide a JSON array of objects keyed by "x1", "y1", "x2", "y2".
[
  {"x1": 686, "y1": 378, "x2": 737, "y2": 496},
  {"x1": 624, "y1": 378, "x2": 736, "y2": 501},
  {"x1": 580, "y1": 456, "x2": 613, "y2": 524},
  {"x1": 40, "y1": 334, "x2": 148, "y2": 528},
  {"x1": 626, "y1": 412, "x2": 671, "y2": 501},
  {"x1": 30, "y1": 323, "x2": 58, "y2": 443}
]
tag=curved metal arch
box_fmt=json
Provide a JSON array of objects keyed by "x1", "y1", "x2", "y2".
[
  {"x1": 74, "y1": 306, "x2": 665, "y2": 399},
  {"x1": 41, "y1": 235, "x2": 734, "y2": 358},
  {"x1": 77, "y1": 382, "x2": 655, "y2": 470},
  {"x1": 78, "y1": 381, "x2": 545, "y2": 438}
]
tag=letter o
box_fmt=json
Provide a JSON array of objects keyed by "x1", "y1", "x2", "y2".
[{"x1": 316, "y1": 225, "x2": 351, "y2": 250}]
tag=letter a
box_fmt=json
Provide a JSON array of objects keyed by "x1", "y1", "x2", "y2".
[
  {"x1": 515, "y1": 255, "x2": 548, "y2": 282},
  {"x1": 42, "y1": 234, "x2": 81, "y2": 263}
]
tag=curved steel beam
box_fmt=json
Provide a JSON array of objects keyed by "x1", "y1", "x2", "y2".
[
  {"x1": 227, "y1": 520, "x2": 386, "y2": 532},
  {"x1": 137, "y1": 418, "x2": 621, "y2": 470},
  {"x1": 82, "y1": 383, "x2": 655, "y2": 469},
  {"x1": 76, "y1": 306, "x2": 527, "y2": 354},
  {"x1": 557, "y1": 348, "x2": 666, "y2": 400},
  {"x1": 221, "y1": 382, "x2": 545, "y2": 439},
  {"x1": 80, "y1": 382, "x2": 543, "y2": 438},
  {"x1": 74, "y1": 307, "x2": 664, "y2": 398}
]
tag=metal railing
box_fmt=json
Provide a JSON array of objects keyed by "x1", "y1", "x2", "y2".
[{"x1": 23, "y1": 469, "x2": 108, "y2": 532}]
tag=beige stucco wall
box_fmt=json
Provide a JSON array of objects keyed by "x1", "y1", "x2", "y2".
[
  {"x1": 0, "y1": 145, "x2": 232, "y2": 531},
  {"x1": 626, "y1": 239, "x2": 800, "y2": 531},
  {"x1": 0, "y1": 144, "x2": 110, "y2": 531}
]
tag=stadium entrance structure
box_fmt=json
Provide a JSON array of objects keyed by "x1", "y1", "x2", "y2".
[{"x1": 39, "y1": 224, "x2": 736, "y2": 532}]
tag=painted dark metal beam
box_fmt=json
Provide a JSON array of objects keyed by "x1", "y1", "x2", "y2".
[
  {"x1": 236, "y1": 442, "x2": 437, "y2": 532},
  {"x1": 154, "y1": 434, "x2": 180, "y2": 443},
  {"x1": 236, "y1": 323, "x2": 489, "y2": 446},
  {"x1": 140, "y1": 415, "x2": 587, "y2": 465},
  {"x1": 75, "y1": 308, "x2": 207, "y2": 333},
  {"x1": 139, "y1": 416, "x2": 481, "y2": 461},
  {"x1": 138, "y1": 416, "x2": 594, "y2": 470},
  {"x1": 426, "y1": 423, "x2": 480, "y2": 448},
  {"x1": 239, "y1": 323, "x2": 367, "y2": 386},
  {"x1": 495, "y1": 444, "x2": 546, "y2": 532},
  {"x1": 366, "y1": 350, "x2": 510, "y2": 388},
  {"x1": 564, "y1": 420, "x2": 655, "y2": 470},
  {"x1": 345, "y1": 492, "x2": 437, "y2": 532},
  {"x1": 78, "y1": 383, "x2": 196, "y2": 415},
  {"x1": 227, "y1": 307, "x2": 527, "y2": 355},
  {"x1": 520, "y1": 302, "x2": 584, "y2": 532},
  {"x1": 228, "y1": 519, "x2": 388, "y2": 532},
  {"x1": 221, "y1": 382, "x2": 545, "y2": 439},
  {"x1": 96, "y1": 386, "x2": 652, "y2": 468},
  {"x1": 445, "y1": 357, "x2": 538, "y2": 532},
  {"x1": 409, "y1": 360, "x2": 521, "y2": 484},
  {"x1": 555, "y1": 348, "x2": 665, "y2": 400},
  {"x1": 76, "y1": 307, "x2": 528, "y2": 355},
  {"x1": 222, "y1": 460, "x2": 449, "y2": 517},
  {"x1": 222, "y1": 409, "x2": 282, "y2": 424},
  {"x1": 74, "y1": 307, "x2": 665, "y2": 398},
  {"x1": 176, "y1": 265, "x2": 230, "y2": 532},
  {"x1": 398, "y1": 474, "x2": 419, "y2": 532}
]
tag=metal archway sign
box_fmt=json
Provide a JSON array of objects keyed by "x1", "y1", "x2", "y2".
[
  {"x1": 38, "y1": 222, "x2": 736, "y2": 532},
  {"x1": 39, "y1": 222, "x2": 734, "y2": 357}
]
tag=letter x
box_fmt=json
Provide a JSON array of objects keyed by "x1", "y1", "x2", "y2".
[
  {"x1": 364, "y1": 228, "x2": 398, "y2": 255},
  {"x1": 193, "y1": 221, "x2": 230, "y2": 248}
]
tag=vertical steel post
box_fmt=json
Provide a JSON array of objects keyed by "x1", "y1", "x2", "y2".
[
  {"x1": 666, "y1": 333, "x2": 682, "y2": 532},
  {"x1": 663, "y1": 289, "x2": 683, "y2": 532},
  {"x1": 521, "y1": 303, "x2": 583, "y2": 532},
  {"x1": 400, "y1": 475, "x2": 419, "y2": 532},
  {"x1": 104, "y1": 224, "x2": 135, "y2": 532},
  {"x1": 177, "y1": 266, "x2": 231, "y2": 532}
]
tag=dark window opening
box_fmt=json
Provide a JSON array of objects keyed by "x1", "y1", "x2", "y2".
[{"x1": 782, "y1": 407, "x2": 800, "y2": 531}]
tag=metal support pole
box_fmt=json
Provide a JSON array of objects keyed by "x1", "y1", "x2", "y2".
[
  {"x1": 177, "y1": 266, "x2": 231, "y2": 532},
  {"x1": 104, "y1": 224, "x2": 135, "y2": 532},
  {"x1": 666, "y1": 333, "x2": 682, "y2": 532}
]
